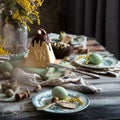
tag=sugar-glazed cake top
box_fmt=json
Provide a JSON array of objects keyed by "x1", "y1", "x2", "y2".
[{"x1": 31, "y1": 28, "x2": 50, "y2": 46}]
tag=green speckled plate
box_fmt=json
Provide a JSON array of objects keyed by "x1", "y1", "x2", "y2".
[
  {"x1": 32, "y1": 89, "x2": 90, "y2": 114},
  {"x1": 74, "y1": 54, "x2": 118, "y2": 69}
]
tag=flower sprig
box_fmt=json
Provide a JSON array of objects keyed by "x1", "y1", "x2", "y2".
[
  {"x1": 0, "y1": 0, "x2": 44, "y2": 31},
  {"x1": 76, "y1": 49, "x2": 90, "y2": 64},
  {"x1": 64, "y1": 97, "x2": 84, "y2": 104}
]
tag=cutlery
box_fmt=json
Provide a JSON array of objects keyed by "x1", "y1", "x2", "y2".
[
  {"x1": 36, "y1": 100, "x2": 65, "y2": 110},
  {"x1": 36, "y1": 102, "x2": 56, "y2": 110},
  {"x1": 36, "y1": 98, "x2": 81, "y2": 111},
  {"x1": 49, "y1": 63, "x2": 100, "y2": 79}
]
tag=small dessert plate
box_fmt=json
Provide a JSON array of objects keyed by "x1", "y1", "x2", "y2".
[
  {"x1": 74, "y1": 54, "x2": 118, "y2": 69},
  {"x1": 32, "y1": 89, "x2": 90, "y2": 114}
]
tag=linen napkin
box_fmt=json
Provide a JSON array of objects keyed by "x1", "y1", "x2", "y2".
[
  {"x1": 23, "y1": 62, "x2": 101, "y2": 93},
  {"x1": 39, "y1": 72, "x2": 101, "y2": 94},
  {"x1": 9, "y1": 62, "x2": 100, "y2": 93},
  {"x1": 11, "y1": 67, "x2": 101, "y2": 94}
]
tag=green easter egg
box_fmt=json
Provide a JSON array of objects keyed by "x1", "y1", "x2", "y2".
[
  {"x1": 88, "y1": 53, "x2": 103, "y2": 65},
  {"x1": 0, "y1": 61, "x2": 13, "y2": 73},
  {"x1": 52, "y1": 86, "x2": 68, "y2": 100}
]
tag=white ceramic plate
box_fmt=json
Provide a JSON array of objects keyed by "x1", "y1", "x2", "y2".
[
  {"x1": 32, "y1": 89, "x2": 90, "y2": 114},
  {"x1": 74, "y1": 54, "x2": 118, "y2": 69}
]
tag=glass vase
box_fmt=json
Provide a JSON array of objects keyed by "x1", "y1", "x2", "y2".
[
  {"x1": 3, "y1": 23, "x2": 28, "y2": 54},
  {"x1": 0, "y1": 15, "x2": 3, "y2": 36}
]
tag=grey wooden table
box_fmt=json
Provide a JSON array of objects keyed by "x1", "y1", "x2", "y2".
[
  {"x1": 0, "y1": 39, "x2": 120, "y2": 120},
  {"x1": 0, "y1": 76, "x2": 120, "y2": 120}
]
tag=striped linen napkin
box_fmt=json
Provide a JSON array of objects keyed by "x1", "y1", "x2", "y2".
[
  {"x1": 39, "y1": 72, "x2": 101, "y2": 94},
  {"x1": 11, "y1": 67, "x2": 101, "y2": 94}
]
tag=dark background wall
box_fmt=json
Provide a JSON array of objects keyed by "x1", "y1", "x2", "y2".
[
  {"x1": 29, "y1": 0, "x2": 65, "y2": 37},
  {"x1": 29, "y1": 0, "x2": 120, "y2": 59}
]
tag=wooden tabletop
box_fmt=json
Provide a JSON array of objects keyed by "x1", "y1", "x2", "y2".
[{"x1": 0, "y1": 39, "x2": 120, "y2": 120}]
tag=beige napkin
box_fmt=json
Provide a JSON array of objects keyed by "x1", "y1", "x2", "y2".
[
  {"x1": 39, "y1": 72, "x2": 101, "y2": 94},
  {"x1": 10, "y1": 65, "x2": 100, "y2": 94}
]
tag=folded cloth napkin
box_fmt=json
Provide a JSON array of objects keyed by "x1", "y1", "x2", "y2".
[
  {"x1": 39, "y1": 72, "x2": 101, "y2": 94},
  {"x1": 11, "y1": 67, "x2": 100, "y2": 94},
  {"x1": 72, "y1": 61, "x2": 120, "y2": 77}
]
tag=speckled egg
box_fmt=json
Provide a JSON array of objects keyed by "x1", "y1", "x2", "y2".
[
  {"x1": 88, "y1": 53, "x2": 103, "y2": 65},
  {"x1": 52, "y1": 86, "x2": 68, "y2": 100},
  {"x1": 0, "y1": 61, "x2": 13, "y2": 73}
]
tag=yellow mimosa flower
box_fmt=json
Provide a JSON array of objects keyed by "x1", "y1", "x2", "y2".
[{"x1": 1, "y1": 0, "x2": 44, "y2": 30}]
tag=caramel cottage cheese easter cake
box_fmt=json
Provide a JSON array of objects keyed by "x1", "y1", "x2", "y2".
[{"x1": 24, "y1": 28, "x2": 56, "y2": 68}]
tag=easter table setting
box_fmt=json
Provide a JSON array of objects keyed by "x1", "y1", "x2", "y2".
[
  {"x1": 0, "y1": 31, "x2": 120, "y2": 120},
  {"x1": 0, "y1": 0, "x2": 120, "y2": 119}
]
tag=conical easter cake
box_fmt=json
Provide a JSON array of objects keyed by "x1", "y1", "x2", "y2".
[{"x1": 24, "y1": 28, "x2": 56, "y2": 68}]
